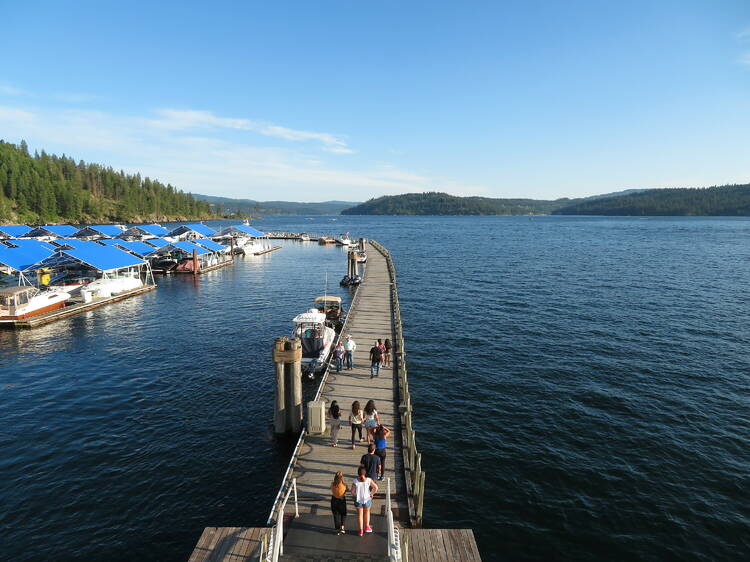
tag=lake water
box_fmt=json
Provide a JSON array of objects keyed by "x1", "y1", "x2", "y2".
[{"x1": 1, "y1": 216, "x2": 749, "y2": 561}]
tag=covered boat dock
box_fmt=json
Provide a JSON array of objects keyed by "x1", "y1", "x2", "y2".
[{"x1": 0, "y1": 244, "x2": 156, "y2": 329}]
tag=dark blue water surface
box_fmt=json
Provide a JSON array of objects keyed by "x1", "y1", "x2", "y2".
[{"x1": 1, "y1": 216, "x2": 749, "y2": 561}]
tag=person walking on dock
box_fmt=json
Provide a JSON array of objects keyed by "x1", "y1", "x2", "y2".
[
  {"x1": 373, "y1": 424, "x2": 391, "y2": 481},
  {"x1": 333, "y1": 341, "x2": 345, "y2": 373},
  {"x1": 344, "y1": 335, "x2": 356, "y2": 370},
  {"x1": 369, "y1": 341, "x2": 382, "y2": 378},
  {"x1": 383, "y1": 338, "x2": 392, "y2": 368},
  {"x1": 351, "y1": 466, "x2": 378, "y2": 536},
  {"x1": 349, "y1": 401, "x2": 364, "y2": 449},
  {"x1": 359, "y1": 443, "x2": 381, "y2": 481},
  {"x1": 328, "y1": 400, "x2": 342, "y2": 447},
  {"x1": 363, "y1": 400, "x2": 380, "y2": 444},
  {"x1": 330, "y1": 471, "x2": 348, "y2": 535}
]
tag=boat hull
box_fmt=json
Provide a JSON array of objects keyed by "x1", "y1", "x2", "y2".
[{"x1": 0, "y1": 300, "x2": 66, "y2": 321}]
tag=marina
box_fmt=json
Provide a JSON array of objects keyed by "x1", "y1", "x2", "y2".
[{"x1": 0, "y1": 221, "x2": 271, "y2": 328}]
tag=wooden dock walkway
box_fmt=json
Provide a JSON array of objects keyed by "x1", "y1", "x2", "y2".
[{"x1": 189, "y1": 241, "x2": 481, "y2": 561}]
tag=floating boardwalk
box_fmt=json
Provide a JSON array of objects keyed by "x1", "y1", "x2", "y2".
[
  {"x1": 0, "y1": 285, "x2": 156, "y2": 329},
  {"x1": 189, "y1": 241, "x2": 480, "y2": 561}
]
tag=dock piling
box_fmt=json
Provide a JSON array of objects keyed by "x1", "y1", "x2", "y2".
[{"x1": 272, "y1": 337, "x2": 303, "y2": 433}]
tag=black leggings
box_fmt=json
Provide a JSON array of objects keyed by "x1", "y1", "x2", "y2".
[
  {"x1": 375, "y1": 448, "x2": 386, "y2": 474},
  {"x1": 351, "y1": 423, "x2": 362, "y2": 443},
  {"x1": 331, "y1": 496, "x2": 347, "y2": 529}
]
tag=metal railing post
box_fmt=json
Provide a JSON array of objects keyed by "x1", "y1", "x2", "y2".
[{"x1": 293, "y1": 477, "x2": 299, "y2": 518}]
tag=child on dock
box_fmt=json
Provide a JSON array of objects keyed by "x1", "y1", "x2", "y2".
[
  {"x1": 330, "y1": 471, "x2": 348, "y2": 535},
  {"x1": 349, "y1": 401, "x2": 364, "y2": 449},
  {"x1": 351, "y1": 467, "x2": 378, "y2": 536}
]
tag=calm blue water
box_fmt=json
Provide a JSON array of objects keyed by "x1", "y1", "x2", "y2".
[{"x1": 1, "y1": 216, "x2": 749, "y2": 561}]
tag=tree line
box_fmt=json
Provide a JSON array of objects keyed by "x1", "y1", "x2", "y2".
[
  {"x1": 552, "y1": 184, "x2": 750, "y2": 216},
  {"x1": 0, "y1": 140, "x2": 214, "y2": 223},
  {"x1": 341, "y1": 192, "x2": 570, "y2": 215}
]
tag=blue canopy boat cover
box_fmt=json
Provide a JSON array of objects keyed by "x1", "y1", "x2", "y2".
[
  {"x1": 3, "y1": 239, "x2": 56, "y2": 251},
  {"x1": 0, "y1": 245, "x2": 54, "y2": 272},
  {"x1": 217, "y1": 224, "x2": 265, "y2": 237},
  {"x1": 167, "y1": 223, "x2": 217, "y2": 237},
  {"x1": 31, "y1": 245, "x2": 146, "y2": 273},
  {"x1": 147, "y1": 240, "x2": 211, "y2": 256},
  {"x1": 52, "y1": 239, "x2": 101, "y2": 250},
  {"x1": 143, "y1": 237, "x2": 172, "y2": 248},
  {"x1": 120, "y1": 224, "x2": 170, "y2": 237},
  {"x1": 192, "y1": 238, "x2": 227, "y2": 252},
  {"x1": 116, "y1": 240, "x2": 158, "y2": 257},
  {"x1": 0, "y1": 224, "x2": 33, "y2": 238},
  {"x1": 73, "y1": 224, "x2": 126, "y2": 238},
  {"x1": 23, "y1": 225, "x2": 78, "y2": 238}
]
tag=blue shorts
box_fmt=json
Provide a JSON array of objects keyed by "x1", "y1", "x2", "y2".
[
  {"x1": 364, "y1": 419, "x2": 377, "y2": 428},
  {"x1": 354, "y1": 499, "x2": 372, "y2": 509}
]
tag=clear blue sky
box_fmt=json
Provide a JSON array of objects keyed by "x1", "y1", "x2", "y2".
[{"x1": 1, "y1": 1, "x2": 749, "y2": 201}]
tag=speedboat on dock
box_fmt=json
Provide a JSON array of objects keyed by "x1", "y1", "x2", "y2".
[{"x1": 292, "y1": 308, "x2": 336, "y2": 376}]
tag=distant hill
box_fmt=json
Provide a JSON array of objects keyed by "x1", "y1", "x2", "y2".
[
  {"x1": 195, "y1": 194, "x2": 359, "y2": 216},
  {"x1": 0, "y1": 140, "x2": 213, "y2": 223},
  {"x1": 552, "y1": 184, "x2": 750, "y2": 216},
  {"x1": 340, "y1": 192, "x2": 577, "y2": 215}
]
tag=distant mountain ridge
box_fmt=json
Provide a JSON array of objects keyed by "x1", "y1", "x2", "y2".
[
  {"x1": 552, "y1": 184, "x2": 750, "y2": 216},
  {"x1": 194, "y1": 194, "x2": 359, "y2": 216}
]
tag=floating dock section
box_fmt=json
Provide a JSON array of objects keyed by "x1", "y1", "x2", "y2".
[{"x1": 189, "y1": 241, "x2": 480, "y2": 561}]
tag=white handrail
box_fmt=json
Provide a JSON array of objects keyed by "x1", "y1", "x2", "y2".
[
  {"x1": 386, "y1": 478, "x2": 402, "y2": 562},
  {"x1": 267, "y1": 477, "x2": 298, "y2": 562}
]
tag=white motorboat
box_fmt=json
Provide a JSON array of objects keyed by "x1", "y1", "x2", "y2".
[
  {"x1": 298, "y1": 233, "x2": 311, "y2": 242},
  {"x1": 356, "y1": 251, "x2": 367, "y2": 263},
  {"x1": 81, "y1": 270, "x2": 143, "y2": 300},
  {"x1": 292, "y1": 308, "x2": 336, "y2": 375},
  {"x1": 0, "y1": 285, "x2": 70, "y2": 320},
  {"x1": 336, "y1": 233, "x2": 352, "y2": 246}
]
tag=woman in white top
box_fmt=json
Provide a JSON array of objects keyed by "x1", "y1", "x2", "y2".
[
  {"x1": 350, "y1": 466, "x2": 379, "y2": 536},
  {"x1": 349, "y1": 401, "x2": 364, "y2": 449}
]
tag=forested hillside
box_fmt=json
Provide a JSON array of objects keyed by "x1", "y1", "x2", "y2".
[
  {"x1": 341, "y1": 192, "x2": 575, "y2": 215},
  {"x1": 0, "y1": 140, "x2": 213, "y2": 223},
  {"x1": 552, "y1": 184, "x2": 750, "y2": 216}
]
